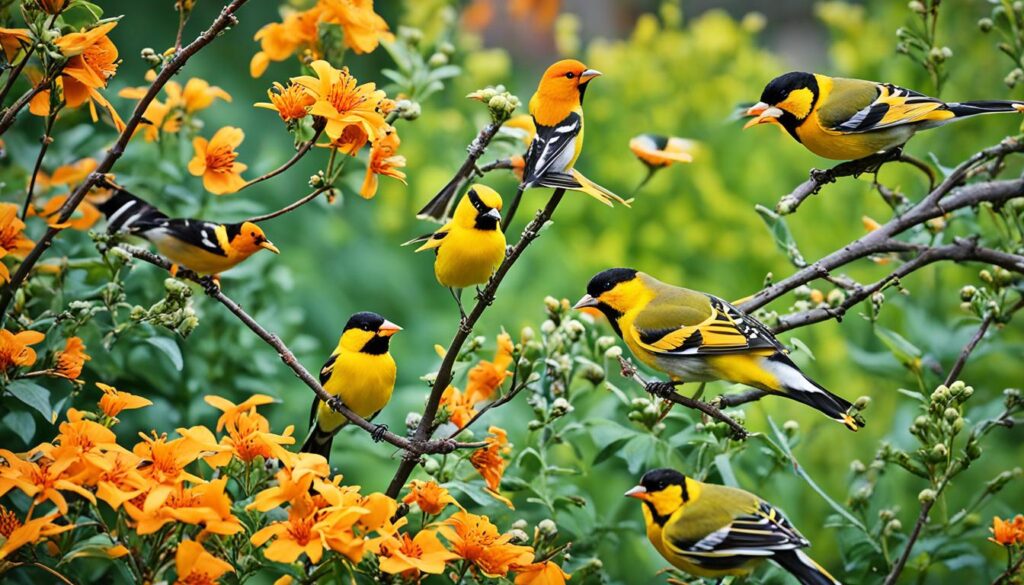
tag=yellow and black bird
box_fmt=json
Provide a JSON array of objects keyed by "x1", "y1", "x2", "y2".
[
  {"x1": 745, "y1": 71, "x2": 1024, "y2": 161},
  {"x1": 574, "y1": 268, "x2": 863, "y2": 430},
  {"x1": 300, "y1": 312, "x2": 401, "y2": 461},
  {"x1": 96, "y1": 183, "x2": 279, "y2": 277},
  {"x1": 416, "y1": 59, "x2": 626, "y2": 223},
  {"x1": 626, "y1": 468, "x2": 842, "y2": 585},
  {"x1": 411, "y1": 185, "x2": 506, "y2": 317}
]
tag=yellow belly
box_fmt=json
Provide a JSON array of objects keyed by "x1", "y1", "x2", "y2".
[
  {"x1": 705, "y1": 352, "x2": 780, "y2": 392},
  {"x1": 152, "y1": 237, "x2": 246, "y2": 275},
  {"x1": 644, "y1": 507, "x2": 758, "y2": 578},
  {"x1": 317, "y1": 351, "x2": 396, "y2": 433},
  {"x1": 796, "y1": 117, "x2": 916, "y2": 160},
  {"x1": 434, "y1": 227, "x2": 506, "y2": 289}
]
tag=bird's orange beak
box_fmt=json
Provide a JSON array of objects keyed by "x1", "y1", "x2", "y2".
[
  {"x1": 259, "y1": 240, "x2": 280, "y2": 254},
  {"x1": 624, "y1": 485, "x2": 648, "y2": 500},
  {"x1": 377, "y1": 320, "x2": 402, "y2": 337},
  {"x1": 743, "y1": 102, "x2": 783, "y2": 129},
  {"x1": 579, "y1": 69, "x2": 602, "y2": 82}
]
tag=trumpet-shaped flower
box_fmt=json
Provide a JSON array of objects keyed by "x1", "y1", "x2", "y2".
[
  {"x1": 0, "y1": 506, "x2": 74, "y2": 561},
  {"x1": 290, "y1": 61, "x2": 388, "y2": 143},
  {"x1": 377, "y1": 529, "x2": 458, "y2": 577},
  {"x1": 0, "y1": 328, "x2": 45, "y2": 372},
  {"x1": 52, "y1": 336, "x2": 90, "y2": 379},
  {"x1": 0, "y1": 449, "x2": 96, "y2": 514},
  {"x1": 97, "y1": 382, "x2": 152, "y2": 419},
  {"x1": 188, "y1": 127, "x2": 248, "y2": 195},
  {"x1": 403, "y1": 480, "x2": 459, "y2": 516},
  {"x1": 360, "y1": 125, "x2": 406, "y2": 199},
  {"x1": 440, "y1": 511, "x2": 534, "y2": 577},
  {"x1": 174, "y1": 540, "x2": 234, "y2": 585},
  {"x1": 255, "y1": 82, "x2": 314, "y2": 122}
]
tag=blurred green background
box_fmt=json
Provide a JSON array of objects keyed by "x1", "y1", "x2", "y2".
[{"x1": 3, "y1": 1, "x2": 1023, "y2": 583}]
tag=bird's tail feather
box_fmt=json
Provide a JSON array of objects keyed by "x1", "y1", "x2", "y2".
[
  {"x1": 946, "y1": 100, "x2": 1024, "y2": 117},
  {"x1": 299, "y1": 426, "x2": 335, "y2": 462},
  {"x1": 768, "y1": 355, "x2": 864, "y2": 431},
  {"x1": 94, "y1": 184, "x2": 167, "y2": 234},
  {"x1": 773, "y1": 549, "x2": 843, "y2": 585},
  {"x1": 416, "y1": 175, "x2": 462, "y2": 222},
  {"x1": 537, "y1": 170, "x2": 631, "y2": 207}
]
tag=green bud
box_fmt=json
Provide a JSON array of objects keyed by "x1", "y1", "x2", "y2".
[
  {"x1": 959, "y1": 285, "x2": 977, "y2": 301},
  {"x1": 885, "y1": 519, "x2": 903, "y2": 535},
  {"x1": 579, "y1": 363, "x2": 605, "y2": 384},
  {"x1": 421, "y1": 456, "x2": 440, "y2": 475},
  {"x1": 438, "y1": 41, "x2": 455, "y2": 56},
  {"x1": 951, "y1": 417, "x2": 964, "y2": 434},
  {"x1": 550, "y1": 397, "x2": 573, "y2": 418},
  {"x1": 850, "y1": 460, "x2": 866, "y2": 474},
  {"x1": 964, "y1": 513, "x2": 981, "y2": 528},
  {"x1": 854, "y1": 396, "x2": 871, "y2": 410},
  {"x1": 783, "y1": 420, "x2": 800, "y2": 435},
  {"x1": 930, "y1": 443, "x2": 948, "y2": 461},
  {"x1": 604, "y1": 346, "x2": 623, "y2": 360},
  {"x1": 527, "y1": 419, "x2": 545, "y2": 430},
  {"x1": 826, "y1": 288, "x2": 846, "y2": 307},
  {"x1": 511, "y1": 519, "x2": 528, "y2": 531},
  {"x1": 979, "y1": 17, "x2": 994, "y2": 32},
  {"x1": 918, "y1": 488, "x2": 937, "y2": 504},
  {"x1": 427, "y1": 52, "x2": 448, "y2": 67},
  {"x1": 966, "y1": 440, "x2": 983, "y2": 460},
  {"x1": 907, "y1": 1, "x2": 926, "y2": 14},
  {"x1": 405, "y1": 412, "x2": 421, "y2": 433},
  {"x1": 979, "y1": 269, "x2": 993, "y2": 284},
  {"x1": 879, "y1": 509, "x2": 895, "y2": 522},
  {"x1": 944, "y1": 407, "x2": 959, "y2": 422},
  {"x1": 538, "y1": 519, "x2": 557, "y2": 537}
]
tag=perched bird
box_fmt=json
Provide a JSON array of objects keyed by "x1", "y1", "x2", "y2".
[
  {"x1": 301, "y1": 312, "x2": 401, "y2": 461},
  {"x1": 410, "y1": 185, "x2": 505, "y2": 318},
  {"x1": 745, "y1": 71, "x2": 1024, "y2": 161},
  {"x1": 626, "y1": 468, "x2": 842, "y2": 585},
  {"x1": 416, "y1": 59, "x2": 626, "y2": 224},
  {"x1": 95, "y1": 183, "x2": 279, "y2": 278},
  {"x1": 574, "y1": 268, "x2": 863, "y2": 430}
]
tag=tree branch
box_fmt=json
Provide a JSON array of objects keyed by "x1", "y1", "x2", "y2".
[
  {"x1": 416, "y1": 121, "x2": 503, "y2": 221},
  {"x1": 617, "y1": 356, "x2": 749, "y2": 439},
  {"x1": 384, "y1": 188, "x2": 567, "y2": 498},
  {"x1": 245, "y1": 185, "x2": 334, "y2": 224},
  {"x1": 114, "y1": 244, "x2": 485, "y2": 455},
  {"x1": 0, "y1": 0, "x2": 251, "y2": 319},
  {"x1": 239, "y1": 118, "x2": 325, "y2": 191},
  {"x1": 0, "y1": 79, "x2": 51, "y2": 137}
]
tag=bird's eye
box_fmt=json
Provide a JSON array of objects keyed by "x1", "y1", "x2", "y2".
[{"x1": 565, "y1": 72, "x2": 575, "y2": 79}]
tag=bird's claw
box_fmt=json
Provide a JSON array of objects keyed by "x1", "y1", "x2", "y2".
[
  {"x1": 326, "y1": 396, "x2": 345, "y2": 412},
  {"x1": 201, "y1": 275, "x2": 220, "y2": 296},
  {"x1": 645, "y1": 381, "x2": 679, "y2": 399},
  {"x1": 809, "y1": 167, "x2": 836, "y2": 186},
  {"x1": 371, "y1": 424, "x2": 389, "y2": 442}
]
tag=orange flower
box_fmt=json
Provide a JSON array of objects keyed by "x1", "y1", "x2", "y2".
[
  {"x1": 127, "y1": 477, "x2": 241, "y2": 537},
  {"x1": 52, "y1": 336, "x2": 90, "y2": 379},
  {"x1": 248, "y1": 452, "x2": 330, "y2": 512},
  {"x1": 441, "y1": 511, "x2": 534, "y2": 577},
  {"x1": 95, "y1": 451, "x2": 149, "y2": 511},
  {"x1": 249, "y1": 6, "x2": 323, "y2": 78},
  {"x1": 209, "y1": 407, "x2": 295, "y2": 465},
  {"x1": 403, "y1": 480, "x2": 459, "y2": 516},
  {"x1": 440, "y1": 385, "x2": 478, "y2": 428},
  {"x1": 0, "y1": 328, "x2": 45, "y2": 371},
  {"x1": 461, "y1": 0, "x2": 494, "y2": 31},
  {"x1": 470, "y1": 426, "x2": 510, "y2": 493},
  {"x1": 318, "y1": 123, "x2": 369, "y2": 156},
  {"x1": 862, "y1": 215, "x2": 882, "y2": 232},
  {"x1": 0, "y1": 506, "x2": 73, "y2": 561},
  {"x1": 132, "y1": 432, "x2": 207, "y2": 512},
  {"x1": 166, "y1": 77, "x2": 231, "y2": 114},
  {"x1": 0, "y1": 449, "x2": 96, "y2": 514},
  {"x1": 204, "y1": 394, "x2": 275, "y2": 433},
  {"x1": 356, "y1": 491, "x2": 400, "y2": 536},
  {"x1": 49, "y1": 22, "x2": 124, "y2": 130},
  {"x1": 0, "y1": 27, "x2": 31, "y2": 61},
  {"x1": 97, "y1": 382, "x2": 152, "y2": 419},
  {"x1": 250, "y1": 492, "x2": 331, "y2": 564},
  {"x1": 37, "y1": 0, "x2": 67, "y2": 14},
  {"x1": 629, "y1": 134, "x2": 696, "y2": 167},
  {"x1": 188, "y1": 126, "x2": 248, "y2": 195},
  {"x1": 45, "y1": 408, "x2": 125, "y2": 482},
  {"x1": 31, "y1": 195, "x2": 102, "y2": 230},
  {"x1": 514, "y1": 560, "x2": 571, "y2": 585},
  {"x1": 318, "y1": 0, "x2": 393, "y2": 54},
  {"x1": 174, "y1": 540, "x2": 234, "y2": 585},
  {"x1": 0, "y1": 203, "x2": 35, "y2": 257},
  {"x1": 360, "y1": 125, "x2": 406, "y2": 199},
  {"x1": 508, "y1": 0, "x2": 560, "y2": 28},
  {"x1": 990, "y1": 514, "x2": 1024, "y2": 546},
  {"x1": 255, "y1": 82, "x2": 314, "y2": 122},
  {"x1": 378, "y1": 529, "x2": 458, "y2": 577},
  {"x1": 466, "y1": 332, "x2": 515, "y2": 403},
  {"x1": 290, "y1": 60, "x2": 390, "y2": 141},
  {"x1": 42, "y1": 157, "x2": 98, "y2": 187}
]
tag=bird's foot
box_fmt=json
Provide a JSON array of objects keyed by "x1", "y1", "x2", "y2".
[
  {"x1": 645, "y1": 381, "x2": 681, "y2": 399},
  {"x1": 809, "y1": 167, "x2": 836, "y2": 187},
  {"x1": 201, "y1": 275, "x2": 221, "y2": 296},
  {"x1": 169, "y1": 263, "x2": 180, "y2": 277},
  {"x1": 371, "y1": 424, "x2": 389, "y2": 442},
  {"x1": 474, "y1": 286, "x2": 494, "y2": 306},
  {"x1": 326, "y1": 396, "x2": 345, "y2": 413}
]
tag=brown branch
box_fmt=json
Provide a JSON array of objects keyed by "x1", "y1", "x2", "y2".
[
  {"x1": 416, "y1": 121, "x2": 503, "y2": 221},
  {"x1": 384, "y1": 188, "x2": 567, "y2": 498},
  {"x1": 883, "y1": 495, "x2": 937, "y2": 585},
  {"x1": 943, "y1": 314, "x2": 995, "y2": 387},
  {"x1": 617, "y1": 356, "x2": 749, "y2": 440},
  {"x1": 0, "y1": 42, "x2": 35, "y2": 105},
  {"x1": 478, "y1": 158, "x2": 514, "y2": 174},
  {"x1": 20, "y1": 108, "x2": 59, "y2": 219},
  {"x1": 0, "y1": 80, "x2": 51, "y2": 137},
  {"x1": 0, "y1": 0, "x2": 251, "y2": 319},
  {"x1": 775, "y1": 150, "x2": 901, "y2": 215},
  {"x1": 245, "y1": 185, "x2": 334, "y2": 224},
  {"x1": 993, "y1": 554, "x2": 1024, "y2": 585},
  {"x1": 239, "y1": 118, "x2": 325, "y2": 191},
  {"x1": 714, "y1": 388, "x2": 769, "y2": 408},
  {"x1": 114, "y1": 244, "x2": 485, "y2": 455}
]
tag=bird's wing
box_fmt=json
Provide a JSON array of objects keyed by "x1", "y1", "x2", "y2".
[
  {"x1": 411, "y1": 222, "x2": 452, "y2": 252},
  {"x1": 823, "y1": 81, "x2": 951, "y2": 133},
  {"x1": 521, "y1": 111, "x2": 582, "y2": 186},
  {"x1": 631, "y1": 292, "x2": 784, "y2": 356},
  {"x1": 159, "y1": 219, "x2": 230, "y2": 257},
  {"x1": 664, "y1": 500, "x2": 809, "y2": 564},
  {"x1": 310, "y1": 352, "x2": 339, "y2": 427}
]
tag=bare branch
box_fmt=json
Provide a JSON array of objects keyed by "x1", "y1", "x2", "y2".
[
  {"x1": 245, "y1": 185, "x2": 334, "y2": 224},
  {"x1": 416, "y1": 121, "x2": 503, "y2": 221}
]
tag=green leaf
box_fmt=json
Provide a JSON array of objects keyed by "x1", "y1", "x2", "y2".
[
  {"x1": 146, "y1": 337, "x2": 183, "y2": 371},
  {"x1": 57, "y1": 533, "x2": 120, "y2": 565},
  {"x1": 621, "y1": 435, "x2": 658, "y2": 474},
  {"x1": 592, "y1": 436, "x2": 633, "y2": 466},
  {"x1": 1, "y1": 410, "x2": 35, "y2": 445},
  {"x1": 789, "y1": 337, "x2": 815, "y2": 361},
  {"x1": 713, "y1": 454, "x2": 739, "y2": 487},
  {"x1": 875, "y1": 326, "x2": 922, "y2": 370},
  {"x1": 5, "y1": 380, "x2": 53, "y2": 422},
  {"x1": 897, "y1": 388, "x2": 927, "y2": 403},
  {"x1": 755, "y1": 204, "x2": 805, "y2": 267}
]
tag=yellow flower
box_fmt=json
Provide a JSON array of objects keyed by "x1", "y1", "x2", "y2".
[
  {"x1": 45, "y1": 408, "x2": 125, "y2": 483},
  {"x1": 0, "y1": 329, "x2": 44, "y2": 371},
  {"x1": 249, "y1": 6, "x2": 323, "y2": 78},
  {"x1": 48, "y1": 22, "x2": 124, "y2": 130},
  {"x1": 0, "y1": 28, "x2": 32, "y2": 61},
  {"x1": 166, "y1": 77, "x2": 231, "y2": 114},
  {"x1": 97, "y1": 382, "x2": 152, "y2": 419},
  {"x1": 377, "y1": 530, "x2": 458, "y2": 577},
  {"x1": 132, "y1": 432, "x2": 207, "y2": 512},
  {"x1": 30, "y1": 195, "x2": 102, "y2": 230},
  {"x1": 126, "y1": 477, "x2": 241, "y2": 537},
  {"x1": 317, "y1": 0, "x2": 393, "y2": 54},
  {"x1": 440, "y1": 511, "x2": 534, "y2": 578},
  {"x1": 402, "y1": 480, "x2": 459, "y2": 516},
  {"x1": 94, "y1": 451, "x2": 148, "y2": 511},
  {"x1": 0, "y1": 506, "x2": 73, "y2": 561},
  {"x1": 514, "y1": 560, "x2": 572, "y2": 585},
  {"x1": 188, "y1": 126, "x2": 248, "y2": 195},
  {"x1": 290, "y1": 60, "x2": 388, "y2": 142},
  {"x1": 0, "y1": 449, "x2": 96, "y2": 514},
  {"x1": 360, "y1": 125, "x2": 406, "y2": 199},
  {"x1": 250, "y1": 493, "x2": 331, "y2": 564},
  {"x1": 174, "y1": 540, "x2": 234, "y2": 585},
  {"x1": 255, "y1": 82, "x2": 314, "y2": 122},
  {"x1": 52, "y1": 336, "x2": 89, "y2": 379},
  {"x1": 204, "y1": 394, "x2": 275, "y2": 433},
  {"x1": 629, "y1": 134, "x2": 696, "y2": 167},
  {"x1": 0, "y1": 203, "x2": 35, "y2": 257},
  {"x1": 248, "y1": 452, "x2": 330, "y2": 512}
]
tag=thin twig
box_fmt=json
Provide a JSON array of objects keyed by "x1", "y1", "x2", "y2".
[
  {"x1": 943, "y1": 314, "x2": 995, "y2": 387},
  {"x1": 245, "y1": 185, "x2": 333, "y2": 224},
  {"x1": 882, "y1": 485, "x2": 939, "y2": 585},
  {"x1": 385, "y1": 188, "x2": 567, "y2": 498},
  {"x1": 20, "y1": 107, "x2": 60, "y2": 219},
  {"x1": 416, "y1": 121, "x2": 503, "y2": 221},
  {"x1": 501, "y1": 184, "x2": 526, "y2": 232},
  {"x1": 446, "y1": 379, "x2": 529, "y2": 441},
  {"x1": 992, "y1": 554, "x2": 1024, "y2": 585},
  {"x1": 0, "y1": 0, "x2": 251, "y2": 320},
  {"x1": 0, "y1": 80, "x2": 51, "y2": 137},
  {"x1": 775, "y1": 150, "x2": 901, "y2": 215},
  {"x1": 239, "y1": 118, "x2": 325, "y2": 191},
  {"x1": 114, "y1": 244, "x2": 486, "y2": 455},
  {"x1": 0, "y1": 42, "x2": 35, "y2": 105},
  {"x1": 714, "y1": 388, "x2": 769, "y2": 408},
  {"x1": 617, "y1": 356, "x2": 749, "y2": 439}
]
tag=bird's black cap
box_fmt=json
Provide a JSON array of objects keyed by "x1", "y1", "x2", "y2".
[
  {"x1": 639, "y1": 468, "x2": 686, "y2": 491},
  {"x1": 344, "y1": 311, "x2": 386, "y2": 332},
  {"x1": 760, "y1": 71, "x2": 818, "y2": 105},
  {"x1": 586, "y1": 268, "x2": 638, "y2": 297}
]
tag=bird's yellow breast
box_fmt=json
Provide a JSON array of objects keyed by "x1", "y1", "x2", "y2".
[
  {"x1": 150, "y1": 234, "x2": 252, "y2": 275},
  {"x1": 433, "y1": 226, "x2": 506, "y2": 289},
  {"x1": 795, "y1": 114, "x2": 916, "y2": 160},
  {"x1": 317, "y1": 350, "x2": 396, "y2": 433}
]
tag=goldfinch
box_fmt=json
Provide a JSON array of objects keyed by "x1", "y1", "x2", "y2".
[
  {"x1": 574, "y1": 268, "x2": 863, "y2": 430},
  {"x1": 411, "y1": 185, "x2": 505, "y2": 317},
  {"x1": 96, "y1": 184, "x2": 279, "y2": 277},
  {"x1": 626, "y1": 468, "x2": 842, "y2": 585},
  {"x1": 745, "y1": 71, "x2": 1024, "y2": 161},
  {"x1": 300, "y1": 312, "x2": 401, "y2": 461}
]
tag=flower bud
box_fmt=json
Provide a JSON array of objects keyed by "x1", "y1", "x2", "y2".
[
  {"x1": 930, "y1": 443, "x2": 948, "y2": 462},
  {"x1": 884, "y1": 519, "x2": 903, "y2": 535},
  {"x1": 979, "y1": 269, "x2": 993, "y2": 284},
  {"x1": 879, "y1": 509, "x2": 895, "y2": 522},
  {"x1": 438, "y1": 41, "x2": 455, "y2": 56},
  {"x1": 564, "y1": 319, "x2": 585, "y2": 340},
  {"x1": 907, "y1": 1, "x2": 926, "y2": 13},
  {"x1": 527, "y1": 419, "x2": 544, "y2": 431},
  {"x1": 540, "y1": 320, "x2": 556, "y2": 335},
  {"x1": 520, "y1": 326, "x2": 534, "y2": 342},
  {"x1": 550, "y1": 397, "x2": 573, "y2": 418},
  {"x1": 809, "y1": 289, "x2": 824, "y2": 304},
  {"x1": 604, "y1": 346, "x2": 623, "y2": 360},
  {"x1": 783, "y1": 420, "x2": 799, "y2": 435},
  {"x1": 421, "y1": 456, "x2": 440, "y2": 475},
  {"x1": 978, "y1": 17, "x2": 994, "y2": 32},
  {"x1": 966, "y1": 441, "x2": 983, "y2": 460},
  {"x1": 579, "y1": 363, "x2": 604, "y2": 384},
  {"x1": 511, "y1": 519, "x2": 528, "y2": 531},
  {"x1": 405, "y1": 412, "x2": 422, "y2": 433},
  {"x1": 538, "y1": 519, "x2": 557, "y2": 537},
  {"x1": 918, "y1": 488, "x2": 937, "y2": 504},
  {"x1": 850, "y1": 459, "x2": 866, "y2": 474},
  {"x1": 959, "y1": 285, "x2": 977, "y2": 302},
  {"x1": 428, "y1": 52, "x2": 448, "y2": 67},
  {"x1": 827, "y1": 288, "x2": 846, "y2": 307},
  {"x1": 854, "y1": 396, "x2": 871, "y2": 410},
  {"x1": 508, "y1": 529, "x2": 530, "y2": 544},
  {"x1": 943, "y1": 407, "x2": 959, "y2": 422}
]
